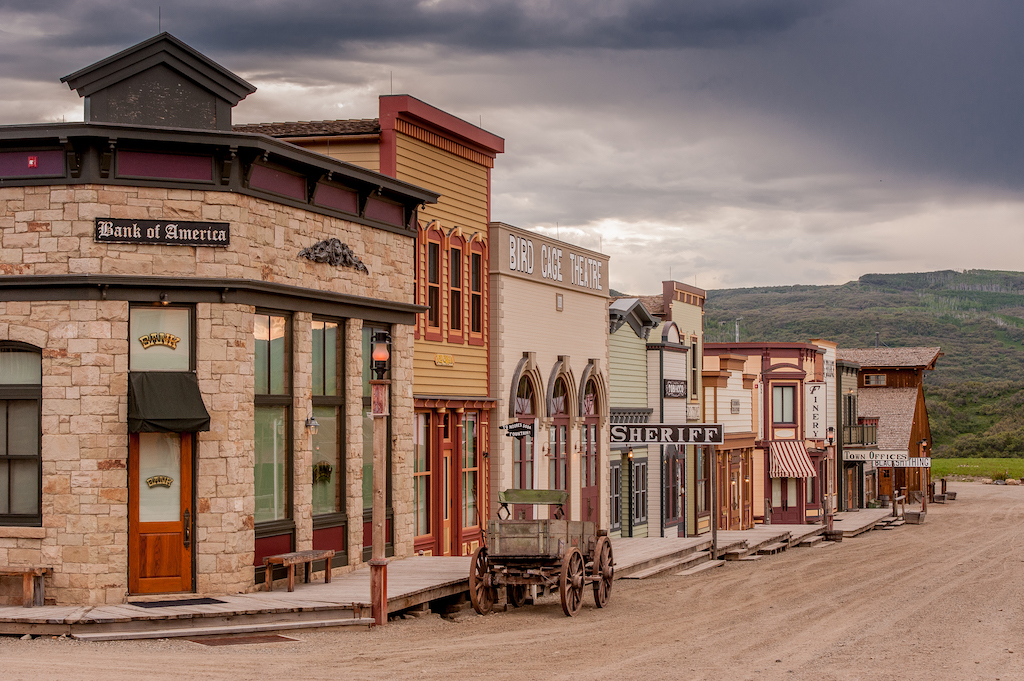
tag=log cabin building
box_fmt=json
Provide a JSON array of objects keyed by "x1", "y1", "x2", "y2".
[
  {"x1": 835, "y1": 347, "x2": 941, "y2": 502},
  {"x1": 236, "y1": 96, "x2": 505, "y2": 558},
  {"x1": 0, "y1": 34, "x2": 439, "y2": 605}
]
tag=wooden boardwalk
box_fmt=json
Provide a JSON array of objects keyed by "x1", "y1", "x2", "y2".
[
  {"x1": 612, "y1": 536, "x2": 712, "y2": 579},
  {"x1": 0, "y1": 555, "x2": 469, "y2": 641},
  {"x1": 833, "y1": 508, "x2": 899, "y2": 537}
]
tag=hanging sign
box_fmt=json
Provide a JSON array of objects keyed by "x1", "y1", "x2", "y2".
[
  {"x1": 95, "y1": 218, "x2": 230, "y2": 246},
  {"x1": 610, "y1": 423, "x2": 724, "y2": 445},
  {"x1": 663, "y1": 379, "x2": 687, "y2": 399},
  {"x1": 499, "y1": 422, "x2": 534, "y2": 439},
  {"x1": 804, "y1": 382, "x2": 826, "y2": 440}
]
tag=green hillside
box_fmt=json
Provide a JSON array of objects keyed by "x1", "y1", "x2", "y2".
[
  {"x1": 702, "y1": 269, "x2": 1024, "y2": 385},
  {"x1": 700, "y1": 269, "x2": 1024, "y2": 456}
]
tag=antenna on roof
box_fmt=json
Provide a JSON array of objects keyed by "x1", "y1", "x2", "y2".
[
  {"x1": 158, "y1": 6, "x2": 161, "y2": 32},
  {"x1": 875, "y1": 332, "x2": 879, "y2": 348},
  {"x1": 390, "y1": 71, "x2": 393, "y2": 95}
]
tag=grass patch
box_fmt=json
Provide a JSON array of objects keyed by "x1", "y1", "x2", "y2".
[{"x1": 931, "y1": 457, "x2": 1024, "y2": 479}]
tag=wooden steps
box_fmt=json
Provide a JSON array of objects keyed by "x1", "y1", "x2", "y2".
[
  {"x1": 72, "y1": 615, "x2": 374, "y2": 642},
  {"x1": 798, "y1": 535, "x2": 824, "y2": 547},
  {"x1": 613, "y1": 539, "x2": 712, "y2": 579},
  {"x1": 756, "y1": 542, "x2": 788, "y2": 556},
  {"x1": 621, "y1": 551, "x2": 711, "y2": 580},
  {"x1": 675, "y1": 560, "x2": 725, "y2": 576}
]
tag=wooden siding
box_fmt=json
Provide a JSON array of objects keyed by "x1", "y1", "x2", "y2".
[
  {"x1": 396, "y1": 133, "x2": 489, "y2": 233},
  {"x1": 296, "y1": 140, "x2": 381, "y2": 173},
  {"x1": 610, "y1": 329, "x2": 648, "y2": 407},
  {"x1": 413, "y1": 339, "x2": 488, "y2": 396}
]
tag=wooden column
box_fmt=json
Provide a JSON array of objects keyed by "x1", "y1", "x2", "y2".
[{"x1": 369, "y1": 379, "x2": 391, "y2": 626}]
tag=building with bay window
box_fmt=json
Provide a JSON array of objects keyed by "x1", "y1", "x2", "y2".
[
  {"x1": 0, "y1": 34, "x2": 438, "y2": 605},
  {"x1": 237, "y1": 96, "x2": 505, "y2": 558}
]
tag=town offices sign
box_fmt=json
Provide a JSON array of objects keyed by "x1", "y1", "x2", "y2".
[{"x1": 95, "y1": 218, "x2": 230, "y2": 246}]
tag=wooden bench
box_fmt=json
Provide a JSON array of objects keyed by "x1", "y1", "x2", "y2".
[
  {"x1": 263, "y1": 549, "x2": 336, "y2": 592},
  {"x1": 0, "y1": 566, "x2": 52, "y2": 607},
  {"x1": 497, "y1": 489, "x2": 569, "y2": 520}
]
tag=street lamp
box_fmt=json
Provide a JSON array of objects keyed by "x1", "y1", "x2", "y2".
[{"x1": 369, "y1": 328, "x2": 392, "y2": 626}]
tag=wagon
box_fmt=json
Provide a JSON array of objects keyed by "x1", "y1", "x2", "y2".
[{"x1": 469, "y1": 489, "x2": 614, "y2": 617}]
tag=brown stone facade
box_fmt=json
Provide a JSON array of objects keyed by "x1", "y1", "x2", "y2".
[{"x1": 0, "y1": 185, "x2": 417, "y2": 605}]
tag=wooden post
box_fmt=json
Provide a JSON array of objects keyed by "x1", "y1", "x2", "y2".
[
  {"x1": 369, "y1": 379, "x2": 391, "y2": 626},
  {"x1": 709, "y1": 445, "x2": 717, "y2": 560}
]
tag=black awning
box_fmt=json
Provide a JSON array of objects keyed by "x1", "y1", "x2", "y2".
[{"x1": 128, "y1": 372, "x2": 211, "y2": 433}]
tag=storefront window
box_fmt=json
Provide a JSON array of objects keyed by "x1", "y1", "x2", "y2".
[
  {"x1": 462, "y1": 412, "x2": 478, "y2": 528},
  {"x1": 0, "y1": 344, "x2": 41, "y2": 526},
  {"x1": 311, "y1": 320, "x2": 343, "y2": 518},
  {"x1": 633, "y1": 459, "x2": 647, "y2": 524},
  {"x1": 695, "y1": 446, "x2": 709, "y2": 514},
  {"x1": 254, "y1": 312, "x2": 291, "y2": 526}
]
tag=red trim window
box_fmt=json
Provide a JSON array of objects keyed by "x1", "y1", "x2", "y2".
[
  {"x1": 448, "y1": 235, "x2": 465, "y2": 344},
  {"x1": 423, "y1": 227, "x2": 444, "y2": 342},
  {"x1": 468, "y1": 238, "x2": 486, "y2": 346}
]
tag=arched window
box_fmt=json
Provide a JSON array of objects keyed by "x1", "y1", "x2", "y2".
[
  {"x1": 550, "y1": 376, "x2": 568, "y2": 417},
  {"x1": 549, "y1": 376, "x2": 569, "y2": 493},
  {"x1": 0, "y1": 343, "x2": 42, "y2": 526},
  {"x1": 581, "y1": 378, "x2": 600, "y2": 523},
  {"x1": 513, "y1": 376, "x2": 536, "y2": 491}
]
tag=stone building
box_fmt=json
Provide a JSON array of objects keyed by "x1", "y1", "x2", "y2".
[{"x1": 0, "y1": 34, "x2": 437, "y2": 605}]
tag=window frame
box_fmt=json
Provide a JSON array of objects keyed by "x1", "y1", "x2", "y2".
[
  {"x1": 414, "y1": 411, "x2": 432, "y2": 538},
  {"x1": 633, "y1": 458, "x2": 648, "y2": 524},
  {"x1": 420, "y1": 226, "x2": 444, "y2": 343},
  {"x1": 695, "y1": 446, "x2": 710, "y2": 516},
  {"x1": 468, "y1": 240, "x2": 486, "y2": 345},
  {"x1": 772, "y1": 384, "x2": 796, "y2": 424},
  {"x1": 448, "y1": 237, "x2": 465, "y2": 344},
  {"x1": 0, "y1": 342, "x2": 43, "y2": 527}
]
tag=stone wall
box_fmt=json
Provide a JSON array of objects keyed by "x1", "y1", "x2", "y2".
[{"x1": 0, "y1": 184, "x2": 417, "y2": 605}]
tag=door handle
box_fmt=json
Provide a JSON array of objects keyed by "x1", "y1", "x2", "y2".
[{"x1": 183, "y1": 508, "x2": 191, "y2": 549}]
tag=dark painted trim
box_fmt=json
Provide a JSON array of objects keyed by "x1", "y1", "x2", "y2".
[{"x1": 0, "y1": 275, "x2": 425, "y2": 325}]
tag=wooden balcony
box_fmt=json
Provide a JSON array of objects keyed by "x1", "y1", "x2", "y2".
[{"x1": 843, "y1": 424, "x2": 878, "y2": 446}]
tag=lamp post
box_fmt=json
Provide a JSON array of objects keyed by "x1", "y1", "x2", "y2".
[
  {"x1": 918, "y1": 439, "x2": 928, "y2": 513},
  {"x1": 825, "y1": 427, "x2": 836, "y2": 532},
  {"x1": 369, "y1": 330, "x2": 391, "y2": 626}
]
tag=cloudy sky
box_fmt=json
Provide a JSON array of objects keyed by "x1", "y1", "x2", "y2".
[{"x1": 2, "y1": 0, "x2": 1022, "y2": 293}]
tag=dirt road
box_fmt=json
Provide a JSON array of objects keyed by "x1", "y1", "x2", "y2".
[{"x1": 3, "y1": 481, "x2": 1023, "y2": 681}]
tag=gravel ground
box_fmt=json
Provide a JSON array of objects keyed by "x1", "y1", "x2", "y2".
[{"x1": 2, "y1": 481, "x2": 1021, "y2": 681}]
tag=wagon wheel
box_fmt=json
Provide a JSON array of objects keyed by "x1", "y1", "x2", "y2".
[
  {"x1": 469, "y1": 546, "x2": 496, "y2": 615},
  {"x1": 559, "y1": 547, "x2": 585, "y2": 617},
  {"x1": 507, "y1": 584, "x2": 528, "y2": 608},
  {"x1": 592, "y1": 536, "x2": 614, "y2": 608}
]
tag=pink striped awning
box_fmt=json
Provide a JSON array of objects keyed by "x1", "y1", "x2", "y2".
[{"x1": 769, "y1": 440, "x2": 817, "y2": 479}]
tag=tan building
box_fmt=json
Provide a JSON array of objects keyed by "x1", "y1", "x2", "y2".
[
  {"x1": 0, "y1": 34, "x2": 437, "y2": 605},
  {"x1": 237, "y1": 97, "x2": 505, "y2": 557},
  {"x1": 488, "y1": 223, "x2": 610, "y2": 526}
]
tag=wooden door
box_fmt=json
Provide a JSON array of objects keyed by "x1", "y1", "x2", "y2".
[
  {"x1": 729, "y1": 458, "x2": 741, "y2": 530},
  {"x1": 879, "y1": 467, "x2": 894, "y2": 499},
  {"x1": 129, "y1": 432, "x2": 192, "y2": 594},
  {"x1": 742, "y1": 450, "x2": 753, "y2": 529},
  {"x1": 440, "y1": 433, "x2": 455, "y2": 556},
  {"x1": 580, "y1": 421, "x2": 599, "y2": 523},
  {"x1": 845, "y1": 466, "x2": 858, "y2": 509},
  {"x1": 771, "y1": 478, "x2": 801, "y2": 524}
]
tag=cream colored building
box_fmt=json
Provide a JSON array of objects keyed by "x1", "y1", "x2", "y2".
[{"x1": 488, "y1": 223, "x2": 610, "y2": 526}]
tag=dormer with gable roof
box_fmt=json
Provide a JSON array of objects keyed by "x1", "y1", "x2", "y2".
[{"x1": 61, "y1": 32, "x2": 256, "y2": 131}]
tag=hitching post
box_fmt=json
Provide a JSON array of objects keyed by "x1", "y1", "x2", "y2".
[{"x1": 709, "y1": 444, "x2": 717, "y2": 560}]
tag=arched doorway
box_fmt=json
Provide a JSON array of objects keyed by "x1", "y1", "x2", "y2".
[
  {"x1": 548, "y1": 376, "x2": 570, "y2": 518},
  {"x1": 580, "y1": 378, "x2": 600, "y2": 523}
]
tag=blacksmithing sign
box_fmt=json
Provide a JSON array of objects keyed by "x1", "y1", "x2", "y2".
[
  {"x1": 610, "y1": 423, "x2": 724, "y2": 445},
  {"x1": 95, "y1": 218, "x2": 230, "y2": 246}
]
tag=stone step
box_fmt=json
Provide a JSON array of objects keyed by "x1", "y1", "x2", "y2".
[
  {"x1": 621, "y1": 551, "x2": 710, "y2": 580},
  {"x1": 72, "y1": 616, "x2": 375, "y2": 642},
  {"x1": 737, "y1": 555, "x2": 762, "y2": 561},
  {"x1": 675, "y1": 559, "x2": 725, "y2": 576}
]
